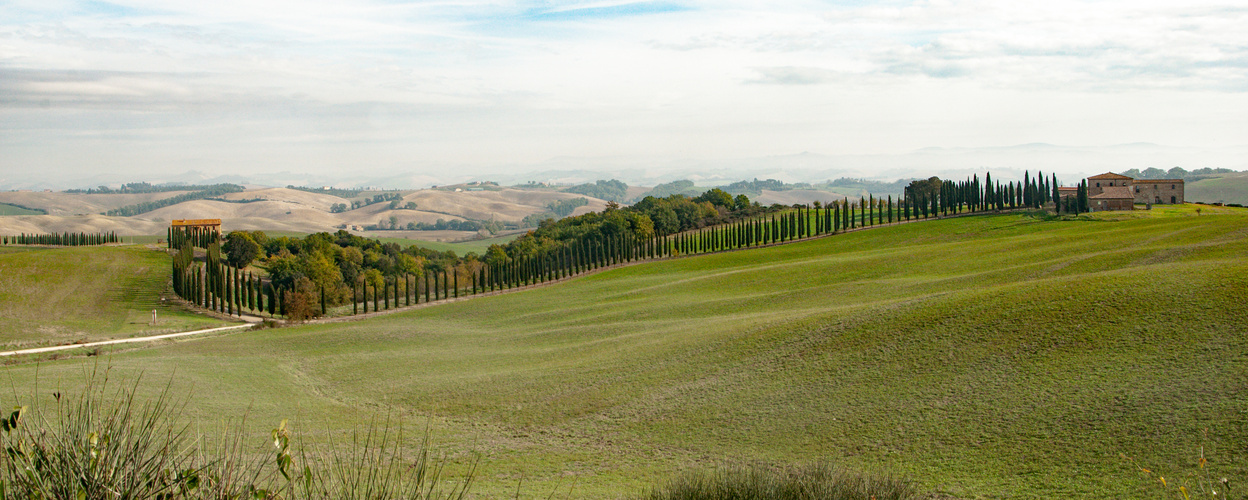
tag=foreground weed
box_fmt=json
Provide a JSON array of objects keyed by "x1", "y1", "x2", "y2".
[
  {"x1": 1122, "y1": 441, "x2": 1238, "y2": 499},
  {"x1": 0, "y1": 366, "x2": 474, "y2": 499}
]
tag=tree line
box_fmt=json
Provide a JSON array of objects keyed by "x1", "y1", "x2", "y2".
[
  {"x1": 68, "y1": 182, "x2": 229, "y2": 194},
  {"x1": 3, "y1": 232, "x2": 120, "y2": 246},
  {"x1": 105, "y1": 184, "x2": 245, "y2": 217},
  {"x1": 168, "y1": 171, "x2": 1087, "y2": 321}
]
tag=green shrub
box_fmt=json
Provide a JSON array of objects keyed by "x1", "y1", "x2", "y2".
[{"x1": 642, "y1": 462, "x2": 920, "y2": 500}]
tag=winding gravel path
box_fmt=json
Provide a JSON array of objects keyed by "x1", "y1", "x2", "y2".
[{"x1": 0, "y1": 324, "x2": 255, "y2": 357}]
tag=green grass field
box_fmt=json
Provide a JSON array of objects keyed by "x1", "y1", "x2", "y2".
[
  {"x1": 0, "y1": 203, "x2": 44, "y2": 215},
  {"x1": 1187, "y1": 173, "x2": 1248, "y2": 205},
  {"x1": 0, "y1": 245, "x2": 232, "y2": 349},
  {"x1": 1, "y1": 205, "x2": 1245, "y2": 498}
]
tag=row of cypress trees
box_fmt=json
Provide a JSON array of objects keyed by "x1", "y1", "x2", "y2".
[
  {"x1": 169, "y1": 171, "x2": 1086, "y2": 319},
  {"x1": 168, "y1": 226, "x2": 219, "y2": 249},
  {"x1": 2, "y1": 232, "x2": 120, "y2": 246},
  {"x1": 172, "y1": 236, "x2": 276, "y2": 318},
  {"x1": 344, "y1": 230, "x2": 678, "y2": 315},
  {"x1": 971, "y1": 171, "x2": 1088, "y2": 214},
  {"x1": 341, "y1": 196, "x2": 915, "y2": 316}
]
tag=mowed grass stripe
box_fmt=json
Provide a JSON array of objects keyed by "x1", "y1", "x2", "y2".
[{"x1": 0, "y1": 245, "x2": 230, "y2": 348}]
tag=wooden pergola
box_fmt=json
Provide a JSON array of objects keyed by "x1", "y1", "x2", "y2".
[{"x1": 171, "y1": 219, "x2": 222, "y2": 230}]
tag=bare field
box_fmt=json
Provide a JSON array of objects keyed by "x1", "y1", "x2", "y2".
[
  {"x1": 217, "y1": 187, "x2": 347, "y2": 211},
  {"x1": 0, "y1": 214, "x2": 168, "y2": 237},
  {"x1": 0, "y1": 186, "x2": 607, "y2": 238},
  {"x1": 0, "y1": 191, "x2": 193, "y2": 216},
  {"x1": 400, "y1": 188, "x2": 609, "y2": 222}
]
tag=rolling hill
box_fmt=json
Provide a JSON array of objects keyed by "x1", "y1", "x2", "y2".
[
  {"x1": 0, "y1": 190, "x2": 194, "y2": 216},
  {"x1": 1187, "y1": 172, "x2": 1248, "y2": 205},
  {"x1": 0, "y1": 186, "x2": 609, "y2": 244},
  {"x1": 0, "y1": 245, "x2": 229, "y2": 349},
  {"x1": 2, "y1": 205, "x2": 1245, "y2": 498}
]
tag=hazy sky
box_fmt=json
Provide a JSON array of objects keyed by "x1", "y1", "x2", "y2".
[{"x1": 2, "y1": 0, "x2": 1247, "y2": 186}]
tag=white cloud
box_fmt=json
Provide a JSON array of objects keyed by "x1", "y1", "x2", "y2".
[{"x1": 1, "y1": 0, "x2": 1246, "y2": 184}]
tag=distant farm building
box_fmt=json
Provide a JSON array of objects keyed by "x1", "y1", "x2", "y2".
[{"x1": 1083, "y1": 173, "x2": 1185, "y2": 211}]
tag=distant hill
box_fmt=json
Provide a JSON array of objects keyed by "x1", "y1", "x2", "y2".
[
  {"x1": 0, "y1": 185, "x2": 609, "y2": 241},
  {"x1": 1186, "y1": 172, "x2": 1248, "y2": 205},
  {"x1": 0, "y1": 191, "x2": 194, "y2": 216},
  {"x1": 0, "y1": 203, "x2": 44, "y2": 216}
]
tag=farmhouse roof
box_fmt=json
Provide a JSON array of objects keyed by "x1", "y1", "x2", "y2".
[
  {"x1": 1089, "y1": 186, "x2": 1134, "y2": 200},
  {"x1": 1057, "y1": 187, "x2": 1078, "y2": 192},
  {"x1": 1088, "y1": 172, "x2": 1134, "y2": 180},
  {"x1": 1133, "y1": 179, "x2": 1185, "y2": 184}
]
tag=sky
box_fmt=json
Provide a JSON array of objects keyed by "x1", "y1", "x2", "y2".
[{"x1": 2, "y1": 0, "x2": 1247, "y2": 188}]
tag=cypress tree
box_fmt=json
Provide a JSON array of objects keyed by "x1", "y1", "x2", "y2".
[
  {"x1": 320, "y1": 285, "x2": 327, "y2": 316},
  {"x1": 225, "y1": 266, "x2": 233, "y2": 316},
  {"x1": 1052, "y1": 173, "x2": 1061, "y2": 212},
  {"x1": 352, "y1": 281, "x2": 358, "y2": 315},
  {"x1": 454, "y1": 269, "x2": 459, "y2": 298},
  {"x1": 384, "y1": 278, "x2": 390, "y2": 310},
  {"x1": 1079, "y1": 179, "x2": 1089, "y2": 213}
]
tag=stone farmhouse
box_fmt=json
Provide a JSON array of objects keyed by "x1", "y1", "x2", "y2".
[{"x1": 1084, "y1": 172, "x2": 1185, "y2": 211}]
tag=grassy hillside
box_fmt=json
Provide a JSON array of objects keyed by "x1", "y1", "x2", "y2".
[
  {"x1": 0, "y1": 246, "x2": 231, "y2": 349},
  {"x1": 1187, "y1": 172, "x2": 1248, "y2": 205},
  {"x1": 0, "y1": 203, "x2": 44, "y2": 216},
  {"x1": 2, "y1": 206, "x2": 1246, "y2": 498}
]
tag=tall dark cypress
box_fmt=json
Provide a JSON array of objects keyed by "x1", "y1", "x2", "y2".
[
  {"x1": 225, "y1": 266, "x2": 233, "y2": 316},
  {"x1": 1079, "y1": 179, "x2": 1089, "y2": 213},
  {"x1": 1052, "y1": 174, "x2": 1061, "y2": 212}
]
